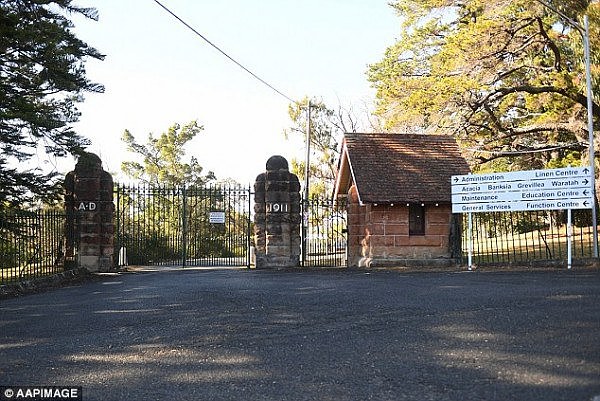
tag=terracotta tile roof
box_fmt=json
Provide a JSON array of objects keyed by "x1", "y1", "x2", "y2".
[{"x1": 334, "y1": 133, "x2": 470, "y2": 204}]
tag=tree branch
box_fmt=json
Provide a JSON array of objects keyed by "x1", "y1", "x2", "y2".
[
  {"x1": 536, "y1": 17, "x2": 562, "y2": 71},
  {"x1": 484, "y1": 85, "x2": 600, "y2": 118}
]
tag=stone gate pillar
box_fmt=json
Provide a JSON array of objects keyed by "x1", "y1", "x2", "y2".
[
  {"x1": 64, "y1": 152, "x2": 114, "y2": 272},
  {"x1": 253, "y1": 155, "x2": 301, "y2": 268}
]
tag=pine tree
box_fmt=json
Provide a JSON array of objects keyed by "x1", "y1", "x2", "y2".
[
  {"x1": 0, "y1": 0, "x2": 104, "y2": 209},
  {"x1": 121, "y1": 121, "x2": 216, "y2": 187}
]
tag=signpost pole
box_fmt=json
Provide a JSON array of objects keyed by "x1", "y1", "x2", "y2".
[
  {"x1": 182, "y1": 186, "x2": 187, "y2": 268},
  {"x1": 533, "y1": 1, "x2": 597, "y2": 257},
  {"x1": 302, "y1": 100, "x2": 312, "y2": 266},
  {"x1": 583, "y1": 15, "x2": 598, "y2": 258},
  {"x1": 304, "y1": 100, "x2": 311, "y2": 202},
  {"x1": 567, "y1": 208, "x2": 573, "y2": 270},
  {"x1": 467, "y1": 212, "x2": 473, "y2": 271}
]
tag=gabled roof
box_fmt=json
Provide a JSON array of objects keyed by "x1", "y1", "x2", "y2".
[{"x1": 333, "y1": 133, "x2": 470, "y2": 204}]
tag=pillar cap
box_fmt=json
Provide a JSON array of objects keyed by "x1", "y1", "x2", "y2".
[{"x1": 266, "y1": 155, "x2": 288, "y2": 171}]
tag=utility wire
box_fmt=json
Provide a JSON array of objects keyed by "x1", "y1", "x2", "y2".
[{"x1": 152, "y1": 0, "x2": 297, "y2": 104}]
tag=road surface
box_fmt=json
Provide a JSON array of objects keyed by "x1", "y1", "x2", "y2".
[{"x1": 1, "y1": 268, "x2": 599, "y2": 400}]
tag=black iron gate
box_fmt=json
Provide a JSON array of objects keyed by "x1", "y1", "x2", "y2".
[
  {"x1": 302, "y1": 197, "x2": 347, "y2": 267},
  {"x1": 115, "y1": 184, "x2": 252, "y2": 267},
  {"x1": 114, "y1": 183, "x2": 347, "y2": 268}
]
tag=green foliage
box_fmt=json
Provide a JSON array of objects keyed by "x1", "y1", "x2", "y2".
[
  {"x1": 368, "y1": 0, "x2": 599, "y2": 170},
  {"x1": 513, "y1": 214, "x2": 550, "y2": 235},
  {"x1": 546, "y1": 151, "x2": 582, "y2": 168},
  {"x1": 121, "y1": 121, "x2": 216, "y2": 186},
  {"x1": 121, "y1": 233, "x2": 181, "y2": 265},
  {"x1": 0, "y1": 0, "x2": 104, "y2": 209}
]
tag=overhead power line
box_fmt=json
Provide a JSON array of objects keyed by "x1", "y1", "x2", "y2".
[{"x1": 152, "y1": 0, "x2": 297, "y2": 104}]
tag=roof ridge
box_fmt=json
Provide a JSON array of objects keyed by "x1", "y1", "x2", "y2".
[{"x1": 344, "y1": 132, "x2": 456, "y2": 139}]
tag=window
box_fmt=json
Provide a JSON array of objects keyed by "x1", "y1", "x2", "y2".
[{"x1": 409, "y1": 204, "x2": 425, "y2": 236}]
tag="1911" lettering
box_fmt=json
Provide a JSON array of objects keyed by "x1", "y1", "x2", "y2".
[{"x1": 266, "y1": 203, "x2": 289, "y2": 213}]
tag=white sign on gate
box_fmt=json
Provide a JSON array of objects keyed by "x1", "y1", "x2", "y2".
[
  {"x1": 209, "y1": 211, "x2": 226, "y2": 224},
  {"x1": 451, "y1": 166, "x2": 593, "y2": 213}
]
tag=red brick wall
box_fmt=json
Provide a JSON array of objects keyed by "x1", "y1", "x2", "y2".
[{"x1": 347, "y1": 186, "x2": 453, "y2": 266}]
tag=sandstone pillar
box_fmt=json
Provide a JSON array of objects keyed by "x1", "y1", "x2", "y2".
[
  {"x1": 64, "y1": 152, "x2": 114, "y2": 272},
  {"x1": 253, "y1": 156, "x2": 301, "y2": 268}
]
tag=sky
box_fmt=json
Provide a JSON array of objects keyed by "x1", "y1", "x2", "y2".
[{"x1": 63, "y1": 0, "x2": 400, "y2": 185}]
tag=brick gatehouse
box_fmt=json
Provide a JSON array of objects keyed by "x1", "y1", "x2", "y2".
[{"x1": 333, "y1": 133, "x2": 470, "y2": 267}]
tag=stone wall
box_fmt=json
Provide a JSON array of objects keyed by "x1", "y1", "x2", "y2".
[
  {"x1": 253, "y1": 156, "x2": 301, "y2": 268},
  {"x1": 64, "y1": 152, "x2": 114, "y2": 272}
]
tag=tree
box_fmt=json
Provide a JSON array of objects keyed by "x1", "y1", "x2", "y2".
[
  {"x1": 368, "y1": 0, "x2": 599, "y2": 173},
  {"x1": 119, "y1": 121, "x2": 223, "y2": 264},
  {"x1": 0, "y1": 0, "x2": 104, "y2": 209},
  {"x1": 285, "y1": 97, "x2": 360, "y2": 197},
  {"x1": 121, "y1": 120, "x2": 216, "y2": 186}
]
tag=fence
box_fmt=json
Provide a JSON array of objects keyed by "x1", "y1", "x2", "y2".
[
  {"x1": 0, "y1": 210, "x2": 73, "y2": 284},
  {"x1": 463, "y1": 209, "x2": 596, "y2": 265},
  {"x1": 4, "y1": 196, "x2": 596, "y2": 286}
]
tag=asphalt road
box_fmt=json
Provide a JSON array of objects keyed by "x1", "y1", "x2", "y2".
[{"x1": 1, "y1": 268, "x2": 599, "y2": 401}]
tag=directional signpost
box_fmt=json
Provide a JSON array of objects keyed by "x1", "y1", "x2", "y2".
[
  {"x1": 451, "y1": 167, "x2": 594, "y2": 270},
  {"x1": 451, "y1": 166, "x2": 593, "y2": 213}
]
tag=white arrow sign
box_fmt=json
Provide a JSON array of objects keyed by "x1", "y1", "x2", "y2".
[
  {"x1": 452, "y1": 187, "x2": 592, "y2": 204},
  {"x1": 452, "y1": 166, "x2": 592, "y2": 186},
  {"x1": 451, "y1": 167, "x2": 593, "y2": 213}
]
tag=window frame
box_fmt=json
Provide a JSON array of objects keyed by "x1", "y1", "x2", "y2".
[{"x1": 409, "y1": 203, "x2": 426, "y2": 236}]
